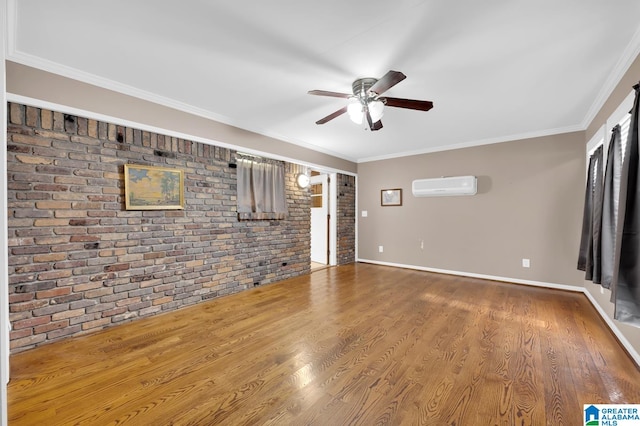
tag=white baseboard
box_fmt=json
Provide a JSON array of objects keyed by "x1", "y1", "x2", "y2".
[
  {"x1": 357, "y1": 258, "x2": 640, "y2": 367},
  {"x1": 582, "y1": 290, "x2": 640, "y2": 367}
]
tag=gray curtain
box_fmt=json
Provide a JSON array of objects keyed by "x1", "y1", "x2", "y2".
[
  {"x1": 611, "y1": 83, "x2": 640, "y2": 325},
  {"x1": 237, "y1": 156, "x2": 287, "y2": 220},
  {"x1": 577, "y1": 146, "x2": 603, "y2": 281},
  {"x1": 600, "y1": 125, "x2": 623, "y2": 288}
]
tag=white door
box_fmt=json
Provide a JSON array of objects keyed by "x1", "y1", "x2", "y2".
[{"x1": 310, "y1": 174, "x2": 328, "y2": 264}]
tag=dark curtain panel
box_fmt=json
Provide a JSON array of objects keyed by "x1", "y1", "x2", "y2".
[
  {"x1": 612, "y1": 83, "x2": 640, "y2": 325},
  {"x1": 600, "y1": 125, "x2": 623, "y2": 288},
  {"x1": 577, "y1": 145, "x2": 604, "y2": 281}
]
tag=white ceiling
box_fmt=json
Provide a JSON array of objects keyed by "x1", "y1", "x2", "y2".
[{"x1": 7, "y1": 0, "x2": 640, "y2": 163}]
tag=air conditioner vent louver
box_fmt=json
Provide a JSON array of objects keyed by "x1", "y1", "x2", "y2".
[{"x1": 412, "y1": 176, "x2": 477, "y2": 197}]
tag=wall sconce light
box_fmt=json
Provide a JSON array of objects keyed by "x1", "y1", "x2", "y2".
[{"x1": 296, "y1": 173, "x2": 310, "y2": 189}]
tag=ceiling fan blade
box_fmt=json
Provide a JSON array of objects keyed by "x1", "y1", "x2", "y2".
[
  {"x1": 316, "y1": 106, "x2": 348, "y2": 125},
  {"x1": 308, "y1": 90, "x2": 351, "y2": 98},
  {"x1": 369, "y1": 70, "x2": 406, "y2": 95},
  {"x1": 382, "y1": 97, "x2": 434, "y2": 111},
  {"x1": 365, "y1": 110, "x2": 383, "y2": 131}
]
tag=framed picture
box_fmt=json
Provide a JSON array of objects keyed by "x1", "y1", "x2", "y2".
[
  {"x1": 124, "y1": 164, "x2": 184, "y2": 210},
  {"x1": 381, "y1": 188, "x2": 402, "y2": 206}
]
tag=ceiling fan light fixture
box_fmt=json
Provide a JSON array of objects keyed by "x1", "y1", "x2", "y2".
[
  {"x1": 368, "y1": 99, "x2": 384, "y2": 122},
  {"x1": 347, "y1": 99, "x2": 364, "y2": 124},
  {"x1": 309, "y1": 70, "x2": 432, "y2": 129}
]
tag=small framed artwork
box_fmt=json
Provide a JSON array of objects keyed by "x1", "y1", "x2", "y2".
[
  {"x1": 381, "y1": 188, "x2": 402, "y2": 206},
  {"x1": 124, "y1": 164, "x2": 184, "y2": 210}
]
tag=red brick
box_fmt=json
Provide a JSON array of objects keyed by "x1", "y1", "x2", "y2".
[
  {"x1": 10, "y1": 299, "x2": 49, "y2": 313},
  {"x1": 14, "y1": 264, "x2": 49, "y2": 274},
  {"x1": 73, "y1": 282, "x2": 103, "y2": 292},
  {"x1": 13, "y1": 315, "x2": 52, "y2": 330},
  {"x1": 47, "y1": 325, "x2": 82, "y2": 340},
  {"x1": 35, "y1": 201, "x2": 72, "y2": 210},
  {"x1": 82, "y1": 318, "x2": 111, "y2": 331},
  {"x1": 10, "y1": 103, "x2": 24, "y2": 125},
  {"x1": 53, "y1": 211, "x2": 87, "y2": 220},
  {"x1": 52, "y1": 309, "x2": 87, "y2": 321},
  {"x1": 33, "y1": 253, "x2": 67, "y2": 263},
  {"x1": 25, "y1": 106, "x2": 39, "y2": 127},
  {"x1": 34, "y1": 320, "x2": 69, "y2": 334},
  {"x1": 41, "y1": 109, "x2": 53, "y2": 130},
  {"x1": 54, "y1": 176, "x2": 88, "y2": 185},
  {"x1": 104, "y1": 263, "x2": 130, "y2": 272},
  {"x1": 144, "y1": 252, "x2": 165, "y2": 260},
  {"x1": 9, "y1": 293, "x2": 34, "y2": 304},
  {"x1": 34, "y1": 219, "x2": 69, "y2": 227},
  {"x1": 71, "y1": 202, "x2": 102, "y2": 210},
  {"x1": 15, "y1": 155, "x2": 53, "y2": 165},
  {"x1": 100, "y1": 249, "x2": 126, "y2": 257},
  {"x1": 37, "y1": 270, "x2": 72, "y2": 281},
  {"x1": 35, "y1": 236, "x2": 70, "y2": 245},
  {"x1": 152, "y1": 296, "x2": 174, "y2": 306},
  {"x1": 37, "y1": 287, "x2": 71, "y2": 299},
  {"x1": 87, "y1": 119, "x2": 98, "y2": 138},
  {"x1": 84, "y1": 287, "x2": 113, "y2": 299},
  {"x1": 116, "y1": 297, "x2": 141, "y2": 307},
  {"x1": 10, "y1": 328, "x2": 33, "y2": 340},
  {"x1": 10, "y1": 335, "x2": 47, "y2": 351},
  {"x1": 102, "y1": 307, "x2": 127, "y2": 317},
  {"x1": 70, "y1": 235, "x2": 100, "y2": 242}
]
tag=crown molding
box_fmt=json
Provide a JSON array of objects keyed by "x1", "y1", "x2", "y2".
[
  {"x1": 581, "y1": 24, "x2": 640, "y2": 130},
  {"x1": 357, "y1": 124, "x2": 584, "y2": 163},
  {"x1": 6, "y1": 50, "x2": 356, "y2": 163}
]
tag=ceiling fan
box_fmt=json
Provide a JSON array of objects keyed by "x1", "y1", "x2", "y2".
[{"x1": 308, "y1": 70, "x2": 433, "y2": 131}]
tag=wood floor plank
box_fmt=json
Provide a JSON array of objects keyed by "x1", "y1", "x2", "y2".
[{"x1": 8, "y1": 263, "x2": 640, "y2": 425}]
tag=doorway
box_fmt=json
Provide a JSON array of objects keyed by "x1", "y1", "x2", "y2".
[{"x1": 310, "y1": 171, "x2": 336, "y2": 270}]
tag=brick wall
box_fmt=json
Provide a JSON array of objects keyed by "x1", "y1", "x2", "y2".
[
  {"x1": 337, "y1": 174, "x2": 356, "y2": 264},
  {"x1": 5, "y1": 103, "x2": 355, "y2": 352}
]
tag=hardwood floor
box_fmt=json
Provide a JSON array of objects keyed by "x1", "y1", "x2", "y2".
[
  {"x1": 8, "y1": 263, "x2": 640, "y2": 425},
  {"x1": 310, "y1": 261, "x2": 327, "y2": 271}
]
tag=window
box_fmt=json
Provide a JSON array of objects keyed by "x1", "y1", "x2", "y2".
[
  {"x1": 579, "y1": 86, "x2": 640, "y2": 327},
  {"x1": 579, "y1": 96, "x2": 631, "y2": 286},
  {"x1": 236, "y1": 155, "x2": 288, "y2": 220}
]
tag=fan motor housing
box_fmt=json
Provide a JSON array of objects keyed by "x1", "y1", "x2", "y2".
[{"x1": 352, "y1": 78, "x2": 378, "y2": 97}]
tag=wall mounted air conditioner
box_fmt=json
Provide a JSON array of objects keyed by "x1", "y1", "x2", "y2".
[{"x1": 412, "y1": 176, "x2": 477, "y2": 197}]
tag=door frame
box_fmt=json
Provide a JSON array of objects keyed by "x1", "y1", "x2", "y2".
[
  {"x1": 310, "y1": 173, "x2": 329, "y2": 264},
  {"x1": 1, "y1": 0, "x2": 10, "y2": 423},
  {"x1": 328, "y1": 172, "x2": 337, "y2": 265},
  {"x1": 309, "y1": 171, "x2": 337, "y2": 266}
]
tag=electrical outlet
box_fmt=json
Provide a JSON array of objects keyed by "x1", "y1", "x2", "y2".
[
  {"x1": 362, "y1": 210, "x2": 368, "y2": 217},
  {"x1": 378, "y1": 245, "x2": 384, "y2": 253},
  {"x1": 522, "y1": 258, "x2": 530, "y2": 268},
  {"x1": 420, "y1": 240, "x2": 424, "y2": 250}
]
